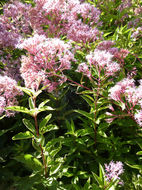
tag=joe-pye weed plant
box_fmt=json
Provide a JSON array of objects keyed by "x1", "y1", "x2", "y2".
[{"x1": 0, "y1": 0, "x2": 142, "y2": 189}]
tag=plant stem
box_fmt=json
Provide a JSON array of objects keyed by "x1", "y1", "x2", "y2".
[
  {"x1": 39, "y1": 144, "x2": 47, "y2": 178},
  {"x1": 33, "y1": 97, "x2": 47, "y2": 178},
  {"x1": 94, "y1": 73, "x2": 101, "y2": 147}
]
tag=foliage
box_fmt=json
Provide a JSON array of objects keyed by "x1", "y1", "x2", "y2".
[{"x1": 0, "y1": 0, "x2": 142, "y2": 189}]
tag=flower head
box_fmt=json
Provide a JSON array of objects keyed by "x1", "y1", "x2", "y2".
[
  {"x1": 0, "y1": 75, "x2": 22, "y2": 117},
  {"x1": 105, "y1": 161, "x2": 124, "y2": 184}
]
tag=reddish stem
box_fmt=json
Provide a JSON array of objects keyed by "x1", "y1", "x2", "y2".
[{"x1": 33, "y1": 97, "x2": 47, "y2": 178}]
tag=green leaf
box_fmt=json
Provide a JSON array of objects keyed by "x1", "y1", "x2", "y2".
[
  {"x1": 16, "y1": 86, "x2": 34, "y2": 96},
  {"x1": 66, "y1": 120, "x2": 75, "y2": 134},
  {"x1": 14, "y1": 154, "x2": 43, "y2": 172},
  {"x1": 92, "y1": 184, "x2": 101, "y2": 190},
  {"x1": 0, "y1": 115, "x2": 5, "y2": 120},
  {"x1": 0, "y1": 125, "x2": 17, "y2": 137},
  {"x1": 50, "y1": 162, "x2": 62, "y2": 176},
  {"x1": 105, "y1": 179, "x2": 118, "y2": 190},
  {"x1": 38, "y1": 106, "x2": 54, "y2": 112},
  {"x1": 81, "y1": 95, "x2": 94, "y2": 106},
  {"x1": 83, "y1": 178, "x2": 91, "y2": 189},
  {"x1": 76, "y1": 50, "x2": 85, "y2": 56},
  {"x1": 12, "y1": 131, "x2": 34, "y2": 140},
  {"x1": 28, "y1": 97, "x2": 34, "y2": 109},
  {"x1": 92, "y1": 172, "x2": 102, "y2": 186},
  {"x1": 34, "y1": 134, "x2": 45, "y2": 146},
  {"x1": 103, "y1": 32, "x2": 112, "y2": 37},
  {"x1": 6, "y1": 106, "x2": 31, "y2": 114},
  {"x1": 39, "y1": 114, "x2": 52, "y2": 132},
  {"x1": 74, "y1": 110, "x2": 94, "y2": 121},
  {"x1": 99, "y1": 164, "x2": 105, "y2": 185},
  {"x1": 76, "y1": 128, "x2": 94, "y2": 137},
  {"x1": 0, "y1": 130, "x2": 8, "y2": 137},
  {"x1": 38, "y1": 99, "x2": 50, "y2": 108},
  {"x1": 23, "y1": 118, "x2": 35, "y2": 134},
  {"x1": 126, "y1": 162, "x2": 142, "y2": 170},
  {"x1": 137, "y1": 151, "x2": 142, "y2": 156},
  {"x1": 40, "y1": 124, "x2": 58, "y2": 134},
  {"x1": 96, "y1": 114, "x2": 107, "y2": 124},
  {"x1": 49, "y1": 145, "x2": 62, "y2": 158}
]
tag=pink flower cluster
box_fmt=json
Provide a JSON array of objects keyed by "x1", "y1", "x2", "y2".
[
  {"x1": 97, "y1": 41, "x2": 129, "y2": 62},
  {"x1": 135, "y1": 110, "x2": 142, "y2": 127},
  {"x1": 86, "y1": 49, "x2": 120, "y2": 76},
  {"x1": 0, "y1": 0, "x2": 102, "y2": 47},
  {"x1": 118, "y1": 0, "x2": 132, "y2": 12},
  {"x1": 0, "y1": 22, "x2": 19, "y2": 48},
  {"x1": 76, "y1": 63, "x2": 91, "y2": 78},
  {"x1": 0, "y1": 1, "x2": 31, "y2": 48},
  {"x1": 109, "y1": 78, "x2": 135, "y2": 102},
  {"x1": 0, "y1": 75, "x2": 22, "y2": 117},
  {"x1": 0, "y1": 53, "x2": 21, "y2": 81},
  {"x1": 109, "y1": 78, "x2": 142, "y2": 126},
  {"x1": 105, "y1": 161, "x2": 124, "y2": 184},
  {"x1": 18, "y1": 34, "x2": 74, "y2": 91},
  {"x1": 131, "y1": 27, "x2": 142, "y2": 41},
  {"x1": 76, "y1": 40, "x2": 129, "y2": 79},
  {"x1": 31, "y1": 0, "x2": 101, "y2": 42}
]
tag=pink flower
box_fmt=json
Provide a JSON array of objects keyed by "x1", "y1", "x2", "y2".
[
  {"x1": 109, "y1": 78, "x2": 135, "y2": 102},
  {"x1": 19, "y1": 34, "x2": 74, "y2": 91},
  {"x1": 66, "y1": 20, "x2": 100, "y2": 43},
  {"x1": 105, "y1": 161, "x2": 124, "y2": 184},
  {"x1": 97, "y1": 41, "x2": 115, "y2": 51},
  {"x1": 0, "y1": 75, "x2": 22, "y2": 117},
  {"x1": 76, "y1": 63, "x2": 91, "y2": 78},
  {"x1": 86, "y1": 49, "x2": 120, "y2": 76},
  {"x1": 135, "y1": 110, "x2": 142, "y2": 127}
]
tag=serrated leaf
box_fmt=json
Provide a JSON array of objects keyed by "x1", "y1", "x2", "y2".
[
  {"x1": 23, "y1": 118, "x2": 35, "y2": 134},
  {"x1": 12, "y1": 131, "x2": 34, "y2": 140},
  {"x1": 39, "y1": 114, "x2": 52, "y2": 132}
]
